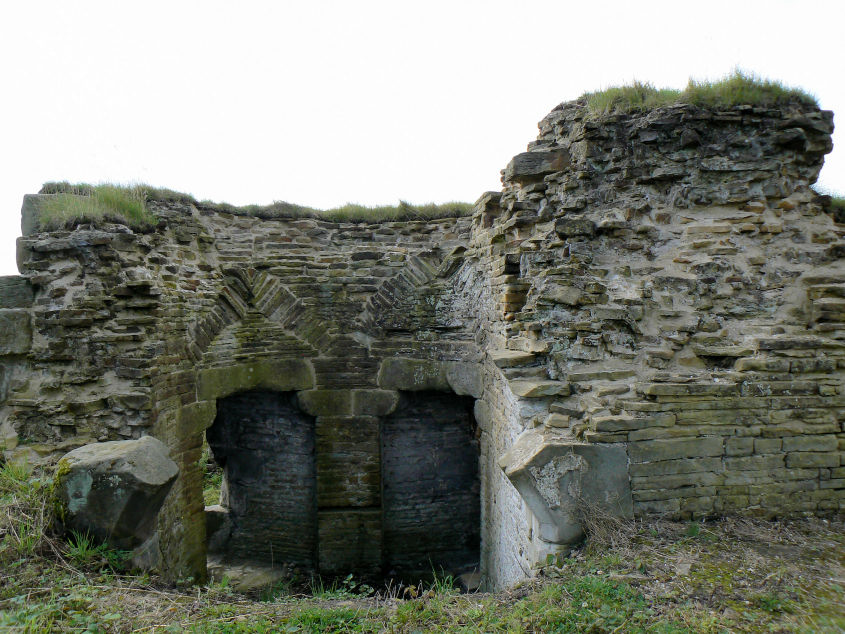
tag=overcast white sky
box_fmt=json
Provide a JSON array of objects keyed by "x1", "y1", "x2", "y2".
[{"x1": 1, "y1": 0, "x2": 842, "y2": 276}]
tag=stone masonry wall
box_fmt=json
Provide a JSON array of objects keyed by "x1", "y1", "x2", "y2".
[
  {"x1": 0, "y1": 96, "x2": 841, "y2": 591},
  {"x1": 487, "y1": 100, "x2": 843, "y2": 526}
]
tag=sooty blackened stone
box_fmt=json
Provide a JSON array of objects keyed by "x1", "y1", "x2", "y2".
[
  {"x1": 206, "y1": 390, "x2": 317, "y2": 569},
  {"x1": 382, "y1": 391, "x2": 480, "y2": 581}
]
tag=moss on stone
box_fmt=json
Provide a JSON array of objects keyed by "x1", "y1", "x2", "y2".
[{"x1": 196, "y1": 360, "x2": 314, "y2": 401}]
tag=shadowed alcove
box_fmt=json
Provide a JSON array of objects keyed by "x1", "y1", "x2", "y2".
[
  {"x1": 381, "y1": 391, "x2": 480, "y2": 583},
  {"x1": 205, "y1": 390, "x2": 318, "y2": 569}
]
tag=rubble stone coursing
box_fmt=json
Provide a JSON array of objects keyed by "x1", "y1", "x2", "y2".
[{"x1": 0, "y1": 97, "x2": 842, "y2": 590}]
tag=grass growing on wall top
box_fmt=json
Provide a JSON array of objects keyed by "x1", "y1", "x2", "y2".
[
  {"x1": 320, "y1": 200, "x2": 473, "y2": 222},
  {"x1": 198, "y1": 198, "x2": 473, "y2": 222},
  {"x1": 583, "y1": 69, "x2": 817, "y2": 114},
  {"x1": 38, "y1": 181, "x2": 473, "y2": 228},
  {"x1": 583, "y1": 81, "x2": 683, "y2": 114},
  {"x1": 38, "y1": 183, "x2": 157, "y2": 230}
]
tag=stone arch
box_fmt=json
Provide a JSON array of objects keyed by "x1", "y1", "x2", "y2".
[
  {"x1": 167, "y1": 272, "x2": 320, "y2": 581},
  {"x1": 357, "y1": 251, "x2": 444, "y2": 335},
  {"x1": 185, "y1": 268, "x2": 338, "y2": 366}
]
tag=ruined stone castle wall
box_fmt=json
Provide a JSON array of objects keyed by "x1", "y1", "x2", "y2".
[
  {"x1": 0, "y1": 97, "x2": 842, "y2": 590},
  {"x1": 487, "y1": 100, "x2": 843, "y2": 524}
]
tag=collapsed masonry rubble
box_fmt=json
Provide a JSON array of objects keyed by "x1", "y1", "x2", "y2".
[{"x1": 2, "y1": 96, "x2": 842, "y2": 590}]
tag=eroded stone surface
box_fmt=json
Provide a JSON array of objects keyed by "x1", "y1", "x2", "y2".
[
  {"x1": 3, "y1": 98, "x2": 843, "y2": 589},
  {"x1": 499, "y1": 430, "x2": 632, "y2": 544},
  {"x1": 54, "y1": 436, "x2": 178, "y2": 549}
]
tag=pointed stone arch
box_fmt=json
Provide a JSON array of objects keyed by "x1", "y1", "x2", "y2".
[{"x1": 357, "y1": 250, "x2": 463, "y2": 335}]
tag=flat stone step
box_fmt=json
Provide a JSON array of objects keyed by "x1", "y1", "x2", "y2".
[
  {"x1": 509, "y1": 379, "x2": 571, "y2": 398},
  {"x1": 566, "y1": 368, "x2": 637, "y2": 382},
  {"x1": 489, "y1": 349, "x2": 536, "y2": 368},
  {"x1": 503, "y1": 366, "x2": 548, "y2": 381}
]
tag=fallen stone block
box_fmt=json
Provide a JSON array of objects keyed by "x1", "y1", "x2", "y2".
[{"x1": 54, "y1": 436, "x2": 178, "y2": 550}]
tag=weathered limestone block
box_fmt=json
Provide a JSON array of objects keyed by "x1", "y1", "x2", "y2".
[
  {"x1": 175, "y1": 400, "x2": 217, "y2": 435},
  {"x1": 555, "y1": 218, "x2": 596, "y2": 238},
  {"x1": 509, "y1": 379, "x2": 570, "y2": 398},
  {"x1": 54, "y1": 436, "x2": 178, "y2": 550},
  {"x1": 197, "y1": 359, "x2": 314, "y2": 400},
  {"x1": 505, "y1": 150, "x2": 571, "y2": 183},
  {"x1": 445, "y1": 362, "x2": 484, "y2": 398},
  {"x1": 498, "y1": 430, "x2": 632, "y2": 544},
  {"x1": 378, "y1": 358, "x2": 450, "y2": 391},
  {"x1": 0, "y1": 309, "x2": 31, "y2": 355},
  {"x1": 205, "y1": 504, "x2": 232, "y2": 554},
  {"x1": 298, "y1": 390, "x2": 353, "y2": 416},
  {"x1": 489, "y1": 349, "x2": 536, "y2": 368},
  {"x1": 0, "y1": 276, "x2": 34, "y2": 308},
  {"x1": 352, "y1": 389, "x2": 399, "y2": 416},
  {"x1": 377, "y1": 358, "x2": 481, "y2": 396},
  {"x1": 629, "y1": 437, "x2": 724, "y2": 463},
  {"x1": 20, "y1": 194, "x2": 45, "y2": 236}
]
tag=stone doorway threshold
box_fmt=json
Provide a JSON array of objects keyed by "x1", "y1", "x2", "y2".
[{"x1": 207, "y1": 556, "x2": 288, "y2": 593}]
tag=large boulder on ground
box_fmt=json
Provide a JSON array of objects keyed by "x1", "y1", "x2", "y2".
[{"x1": 54, "y1": 436, "x2": 178, "y2": 549}]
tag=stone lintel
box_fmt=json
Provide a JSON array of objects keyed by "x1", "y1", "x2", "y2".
[
  {"x1": 196, "y1": 359, "x2": 314, "y2": 401},
  {"x1": 377, "y1": 358, "x2": 482, "y2": 397}
]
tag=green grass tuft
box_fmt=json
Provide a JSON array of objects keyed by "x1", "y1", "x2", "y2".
[
  {"x1": 38, "y1": 183, "x2": 157, "y2": 230},
  {"x1": 584, "y1": 81, "x2": 681, "y2": 113},
  {"x1": 684, "y1": 69, "x2": 817, "y2": 108},
  {"x1": 583, "y1": 69, "x2": 817, "y2": 114},
  {"x1": 0, "y1": 461, "x2": 53, "y2": 562},
  {"x1": 38, "y1": 181, "x2": 473, "y2": 228},
  {"x1": 65, "y1": 530, "x2": 129, "y2": 571},
  {"x1": 320, "y1": 200, "x2": 472, "y2": 222}
]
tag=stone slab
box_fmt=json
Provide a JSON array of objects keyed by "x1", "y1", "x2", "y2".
[
  {"x1": 0, "y1": 309, "x2": 31, "y2": 355},
  {"x1": 499, "y1": 430, "x2": 632, "y2": 544},
  {"x1": 0, "y1": 276, "x2": 33, "y2": 308},
  {"x1": 197, "y1": 359, "x2": 314, "y2": 400}
]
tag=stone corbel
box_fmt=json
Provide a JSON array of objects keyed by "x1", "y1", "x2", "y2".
[{"x1": 498, "y1": 429, "x2": 633, "y2": 544}]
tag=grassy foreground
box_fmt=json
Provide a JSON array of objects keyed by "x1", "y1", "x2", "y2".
[
  {"x1": 2, "y1": 461, "x2": 843, "y2": 632},
  {"x1": 37, "y1": 182, "x2": 473, "y2": 230}
]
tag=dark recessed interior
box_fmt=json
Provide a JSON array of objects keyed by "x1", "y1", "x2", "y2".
[
  {"x1": 382, "y1": 391, "x2": 480, "y2": 583},
  {"x1": 206, "y1": 390, "x2": 318, "y2": 569},
  {"x1": 204, "y1": 388, "x2": 480, "y2": 587}
]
